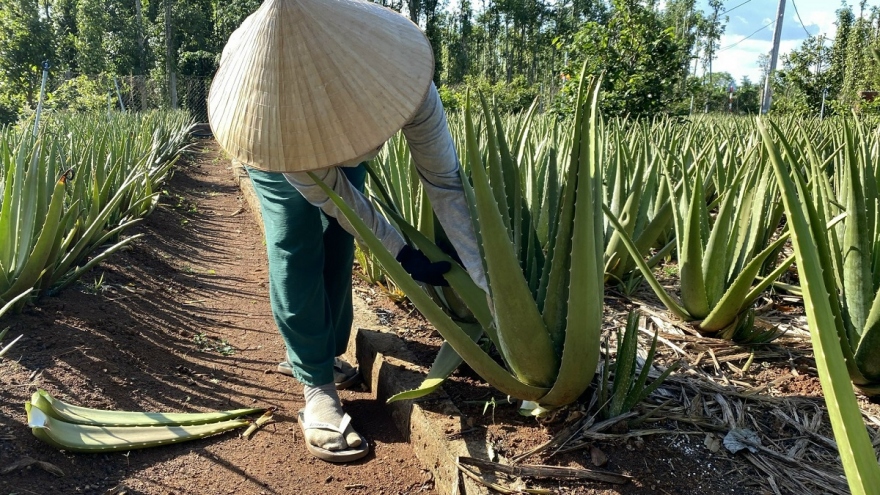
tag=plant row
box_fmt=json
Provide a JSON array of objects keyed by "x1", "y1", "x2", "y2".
[{"x1": 0, "y1": 111, "x2": 193, "y2": 310}]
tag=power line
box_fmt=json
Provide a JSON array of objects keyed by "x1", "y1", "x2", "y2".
[
  {"x1": 790, "y1": 0, "x2": 814, "y2": 38},
  {"x1": 723, "y1": 0, "x2": 753, "y2": 15},
  {"x1": 718, "y1": 20, "x2": 775, "y2": 52}
]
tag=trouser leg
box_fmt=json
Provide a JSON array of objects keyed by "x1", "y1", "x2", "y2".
[{"x1": 248, "y1": 166, "x2": 363, "y2": 387}]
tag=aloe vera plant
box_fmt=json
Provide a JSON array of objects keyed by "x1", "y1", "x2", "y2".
[
  {"x1": 605, "y1": 135, "x2": 791, "y2": 342},
  {"x1": 759, "y1": 118, "x2": 880, "y2": 495},
  {"x1": 599, "y1": 312, "x2": 679, "y2": 419},
  {"x1": 602, "y1": 119, "x2": 675, "y2": 292},
  {"x1": 315, "y1": 70, "x2": 605, "y2": 408}
]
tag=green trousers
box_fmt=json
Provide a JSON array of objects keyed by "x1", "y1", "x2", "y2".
[{"x1": 247, "y1": 165, "x2": 366, "y2": 387}]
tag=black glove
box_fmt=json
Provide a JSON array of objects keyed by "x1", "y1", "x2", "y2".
[{"x1": 396, "y1": 245, "x2": 451, "y2": 286}]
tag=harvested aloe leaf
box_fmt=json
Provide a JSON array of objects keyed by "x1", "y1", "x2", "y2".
[
  {"x1": 241, "y1": 408, "x2": 276, "y2": 439},
  {"x1": 29, "y1": 389, "x2": 263, "y2": 426},
  {"x1": 26, "y1": 402, "x2": 251, "y2": 453}
]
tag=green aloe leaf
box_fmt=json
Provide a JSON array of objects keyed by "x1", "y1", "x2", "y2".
[
  {"x1": 387, "y1": 322, "x2": 483, "y2": 403},
  {"x1": 760, "y1": 118, "x2": 880, "y2": 495},
  {"x1": 679, "y1": 172, "x2": 710, "y2": 319},
  {"x1": 465, "y1": 93, "x2": 558, "y2": 389},
  {"x1": 538, "y1": 73, "x2": 603, "y2": 407}
]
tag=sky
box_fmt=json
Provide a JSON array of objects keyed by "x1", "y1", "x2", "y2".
[{"x1": 700, "y1": 0, "x2": 844, "y2": 84}]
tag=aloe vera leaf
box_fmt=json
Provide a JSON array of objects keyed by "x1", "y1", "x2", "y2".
[
  {"x1": 30, "y1": 390, "x2": 263, "y2": 426},
  {"x1": 701, "y1": 183, "x2": 738, "y2": 308},
  {"x1": 609, "y1": 312, "x2": 639, "y2": 417},
  {"x1": 700, "y1": 234, "x2": 790, "y2": 333},
  {"x1": 761, "y1": 118, "x2": 880, "y2": 495},
  {"x1": 12, "y1": 142, "x2": 41, "y2": 272},
  {"x1": 744, "y1": 253, "x2": 796, "y2": 304},
  {"x1": 416, "y1": 184, "x2": 434, "y2": 242},
  {"x1": 856, "y1": 289, "x2": 880, "y2": 383},
  {"x1": 309, "y1": 173, "x2": 548, "y2": 402},
  {"x1": 490, "y1": 103, "x2": 523, "y2": 257},
  {"x1": 0, "y1": 138, "x2": 23, "y2": 272},
  {"x1": 465, "y1": 96, "x2": 558, "y2": 389},
  {"x1": 538, "y1": 74, "x2": 604, "y2": 407},
  {"x1": 387, "y1": 322, "x2": 484, "y2": 403},
  {"x1": 478, "y1": 94, "x2": 511, "y2": 234},
  {"x1": 49, "y1": 176, "x2": 138, "y2": 285},
  {"x1": 541, "y1": 121, "x2": 581, "y2": 348},
  {"x1": 26, "y1": 402, "x2": 251, "y2": 453},
  {"x1": 603, "y1": 204, "x2": 689, "y2": 320},
  {"x1": 842, "y1": 122, "x2": 873, "y2": 344},
  {"x1": 513, "y1": 98, "x2": 540, "y2": 164},
  {"x1": 0, "y1": 333, "x2": 24, "y2": 358},
  {"x1": 53, "y1": 234, "x2": 144, "y2": 293},
  {"x1": 679, "y1": 172, "x2": 710, "y2": 319},
  {"x1": 0, "y1": 175, "x2": 66, "y2": 301}
]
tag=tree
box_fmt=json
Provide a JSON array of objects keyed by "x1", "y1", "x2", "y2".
[
  {"x1": 566, "y1": 0, "x2": 684, "y2": 116},
  {"x1": 0, "y1": 0, "x2": 54, "y2": 107},
  {"x1": 780, "y1": 35, "x2": 832, "y2": 112}
]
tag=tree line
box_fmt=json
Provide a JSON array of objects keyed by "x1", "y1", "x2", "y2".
[{"x1": 0, "y1": 0, "x2": 879, "y2": 124}]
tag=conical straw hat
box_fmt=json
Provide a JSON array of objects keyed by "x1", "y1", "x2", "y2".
[{"x1": 208, "y1": 0, "x2": 434, "y2": 172}]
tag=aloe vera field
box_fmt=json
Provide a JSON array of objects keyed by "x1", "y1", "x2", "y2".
[
  {"x1": 6, "y1": 0, "x2": 880, "y2": 493},
  {"x1": 0, "y1": 71, "x2": 879, "y2": 494}
]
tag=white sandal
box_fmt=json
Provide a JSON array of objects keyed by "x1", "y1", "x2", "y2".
[{"x1": 297, "y1": 410, "x2": 369, "y2": 463}]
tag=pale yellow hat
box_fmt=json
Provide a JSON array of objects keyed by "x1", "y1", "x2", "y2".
[{"x1": 208, "y1": 0, "x2": 434, "y2": 172}]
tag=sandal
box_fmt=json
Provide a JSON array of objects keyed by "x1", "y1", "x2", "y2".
[
  {"x1": 276, "y1": 358, "x2": 362, "y2": 390},
  {"x1": 297, "y1": 410, "x2": 369, "y2": 463}
]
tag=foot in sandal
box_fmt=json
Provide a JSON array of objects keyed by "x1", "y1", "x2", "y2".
[{"x1": 299, "y1": 383, "x2": 368, "y2": 462}]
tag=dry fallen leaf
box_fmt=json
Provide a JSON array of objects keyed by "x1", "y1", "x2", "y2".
[
  {"x1": 590, "y1": 445, "x2": 608, "y2": 467},
  {"x1": 1, "y1": 456, "x2": 65, "y2": 477},
  {"x1": 704, "y1": 433, "x2": 722, "y2": 453}
]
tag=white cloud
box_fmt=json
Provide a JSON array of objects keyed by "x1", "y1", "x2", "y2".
[{"x1": 709, "y1": 37, "x2": 802, "y2": 84}]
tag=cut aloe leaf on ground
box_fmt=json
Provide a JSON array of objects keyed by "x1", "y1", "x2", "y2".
[
  {"x1": 26, "y1": 401, "x2": 252, "y2": 453},
  {"x1": 30, "y1": 389, "x2": 264, "y2": 426},
  {"x1": 387, "y1": 321, "x2": 484, "y2": 403}
]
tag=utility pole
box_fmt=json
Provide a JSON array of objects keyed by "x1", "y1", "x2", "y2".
[
  {"x1": 165, "y1": 0, "x2": 178, "y2": 109},
  {"x1": 761, "y1": 0, "x2": 786, "y2": 114},
  {"x1": 134, "y1": 0, "x2": 147, "y2": 110}
]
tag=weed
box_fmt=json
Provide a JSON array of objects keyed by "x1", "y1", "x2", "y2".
[{"x1": 193, "y1": 333, "x2": 236, "y2": 356}]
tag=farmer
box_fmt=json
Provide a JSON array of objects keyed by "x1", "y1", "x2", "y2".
[{"x1": 207, "y1": 0, "x2": 486, "y2": 463}]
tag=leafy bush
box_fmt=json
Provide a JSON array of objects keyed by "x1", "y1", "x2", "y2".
[
  {"x1": 47, "y1": 75, "x2": 110, "y2": 113},
  {"x1": 0, "y1": 96, "x2": 20, "y2": 126},
  {"x1": 439, "y1": 76, "x2": 539, "y2": 113}
]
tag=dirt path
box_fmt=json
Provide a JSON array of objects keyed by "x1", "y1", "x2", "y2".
[{"x1": 0, "y1": 141, "x2": 433, "y2": 495}]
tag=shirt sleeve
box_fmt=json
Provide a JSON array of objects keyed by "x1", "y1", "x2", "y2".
[
  {"x1": 401, "y1": 83, "x2": 488, "y2": 293},
  {"x1": 283, "y1": 168, "x2": 407, "y2": 257}
]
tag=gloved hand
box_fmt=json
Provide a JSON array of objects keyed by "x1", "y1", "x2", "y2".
[{"x1": 396, "y1": 245, "x2": 451, "y2": 286}]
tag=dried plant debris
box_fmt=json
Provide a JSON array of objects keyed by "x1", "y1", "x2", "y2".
[{"x1": 590, "y1": 300, "x2": 878, "y2": 495}]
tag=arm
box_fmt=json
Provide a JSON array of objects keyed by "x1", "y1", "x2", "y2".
[
  {"x1": 283, "y1": 167, "x2": 406, "y2": 257},
  {"x1": 402, "y1": 83, "x2": 488, "y2": 293},
  {"x1": 284, "y1": 167, "x2": 451, "y2": 287}
]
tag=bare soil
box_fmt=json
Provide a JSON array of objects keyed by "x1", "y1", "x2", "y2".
[{"x1": 0, "y1": 142, "x2": 432, "y2": 495}]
